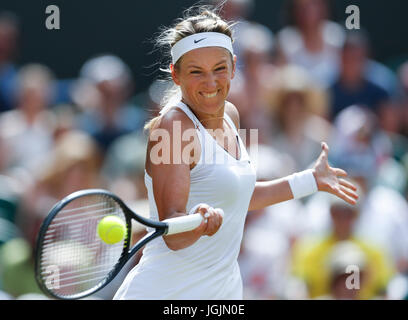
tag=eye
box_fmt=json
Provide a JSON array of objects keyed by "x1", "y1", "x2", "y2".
[
  {"x1": 215, "y1": 66, "x2": 226, "y2": 72},
  {"x1": 190, "y1": 70, "x2": 201, "y2": 74}
]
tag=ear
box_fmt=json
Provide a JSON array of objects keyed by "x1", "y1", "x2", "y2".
[
  {"x1": 170, "y1": 64, "x2": 181, "y2": 86},
  {"x1": 231, "y1": 55, "x2": 237, "y2": 79}
]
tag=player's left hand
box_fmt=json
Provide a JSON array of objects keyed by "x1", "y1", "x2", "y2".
[{"x1": 312, "y1": 142, "x2": 359, "y2": 205}]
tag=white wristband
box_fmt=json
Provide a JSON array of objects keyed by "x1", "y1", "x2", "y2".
[{"x1": 287, "y1": 169, "x2": 318, "y2": 199}]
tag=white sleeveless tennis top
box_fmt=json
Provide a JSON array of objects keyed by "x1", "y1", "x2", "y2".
[{"x1": 114, "y1": 101, "x2": 256, "y2": 300}]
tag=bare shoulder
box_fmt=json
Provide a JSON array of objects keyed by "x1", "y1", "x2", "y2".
[
  {"x1": 224, "y1": 101, "x2": 240, "y2": 130},
  {"x1": 146, "y1": 106, "x2": 200, "y2": 171},
  {"x1": 151, "y1": 107, "x2": 196, "y2": 133}
]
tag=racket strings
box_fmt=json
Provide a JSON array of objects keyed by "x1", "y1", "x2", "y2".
[{"x1": 38, "y1": 194, "x2": 127, "y2": 298}]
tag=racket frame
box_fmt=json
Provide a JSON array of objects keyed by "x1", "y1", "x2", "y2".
[{"x1": 35, "y1": 189, "x2": 168, "y2": 300}]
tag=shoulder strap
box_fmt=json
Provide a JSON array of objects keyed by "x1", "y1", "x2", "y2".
[
  {"x1": 174, "y1": 101, "x2": 202, "y2": 129},
  {"x1": 223, "y1": 112, "x2": 239, "y2": 136}
]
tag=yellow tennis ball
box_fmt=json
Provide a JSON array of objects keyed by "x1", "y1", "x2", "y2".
[{"x1": 97, "y1": 216, "x2": 126, "y2": 244}]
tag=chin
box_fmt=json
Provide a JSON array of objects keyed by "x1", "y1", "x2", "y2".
[
  {"x1": 201, "y1": 104, "x2": 223, "y2": 115},
  {"x1": 200, "y1": 97, "x2": 225, "y2": 112}
]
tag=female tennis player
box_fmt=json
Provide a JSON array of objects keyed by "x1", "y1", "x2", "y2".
[{"x1": 113, "y1": 7, "x2": 358, "y2": 300}]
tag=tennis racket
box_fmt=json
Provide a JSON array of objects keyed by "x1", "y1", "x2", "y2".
[{"x1": 34, "y1": 189, "x2": 208, "y2": 300}]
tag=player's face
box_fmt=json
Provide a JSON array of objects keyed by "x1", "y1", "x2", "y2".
[{"x1": 171, "y1": 47, "x2": 236, "y2": 117}]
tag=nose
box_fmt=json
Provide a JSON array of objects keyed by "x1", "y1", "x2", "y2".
[{"x1": 203, "y1": 73, "x2": 217, "y2": 90}]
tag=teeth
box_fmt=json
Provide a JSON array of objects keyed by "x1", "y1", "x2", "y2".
[{"x1": 202, "y1": 92, "x2": 217, "y2": 98}]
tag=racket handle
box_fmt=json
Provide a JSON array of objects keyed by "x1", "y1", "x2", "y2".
[
  {"x1": 164, "y1": 213, "x2": 203, "y2": 235},
  {"x1": 164, "y1": 209, "x2": 224, "y2": 235}
]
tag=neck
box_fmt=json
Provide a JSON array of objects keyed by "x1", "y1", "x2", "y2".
[
  {"x1": 340, "y1": 74, "x2": 364, "y2": 89},
  {"x1": 301, "y1": 25, "x2": 324, "y2": 52},
  {"x1": 333, "y1": 232, "x2": 352, "y2": 242},
  {"x1": 182, "y1": 99, "x2": 225, "y2": 130},
  {"x1": 199, "y1": 116, "x2": 225, "y2": 130}
]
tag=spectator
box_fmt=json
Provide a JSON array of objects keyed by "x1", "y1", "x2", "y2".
[
  {"x1": 228, "y1": 22, "x2": 277, "y2": 143},
  {"x1": 101, "y1": 131, "x2": 148, "y2": 201},
  {"x1": 323, "y1": 241, "x2": 368, "y2": 300},
  {"x1": 239, "y1": 144, "x2": 308, "y2": 299},
  {"x1": 0, "y1": 64, "x2": 56, "y2": 178},
  {"x1": 329, "y1": 31, "x2": 390, "y2": 119},
  {"x1": 267, "y1": 64, "x2": 332, "y2": 172},
  {"x1": 330, "y1": 105, "x2": 392, "y2": 182},
  {"x1": 210, "y1": 0, "x2": 256, "y2": 70},
  {"x1": 17, "y1": 130, "x2": 103, "y2": 247},
  {"x1": 397, "y1": 62, "x2": 408, "y2": 139},
  {"x1": 277, "y1": 0, "x2": 345, "y2": 87},
  {"x1": 74, "y1": 54, "x2": 147, "y2": 153},
  {"x1": 306, "y1": 106, "x2": 408, "y2": 274},
  {"x1": 291, "y1": 197, "x2": 395, "y2": 299}
]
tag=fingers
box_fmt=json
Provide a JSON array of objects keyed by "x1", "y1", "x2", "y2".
[
  {"x1": 319, "y1": 141, "x2": 330, "y2": 159},
  {"x1": 195, "y1": 204, "x2": 224, "y2": 236},
  {"x1": 330, "y1": 184, "x2": 358, "y2": 205},
  {"x1": 340, "y1": 185, "x2": 359, "y2": 201},
  {"x1": 314, "y1": 142, "x2": 331, "y2": 172},
  {"x1": 321, "y1": 141, "x2": 329, "y2": 152},
  {"x1": 333, "y1": 168, "x2": 348, "y2": 178},
  {"x1": 334, "y1": 172, "x2": 359, "y2": 202},
  {"x1": 214, "y1": 208, "x2": 225, "y2": 219},
  {"x1": 333, "y1": 187, "x2": 358, "y2": 205},
  {"x1": 193, "y1": 204, "x2": 211, "y2": 232},
  {"x1": 317, "y1": 142, "x2": 359, "y2": 205},
  {"x1": 318, "y1": 142, "x2": 329, "y2": 159},
  {"x1": 196, "y1": 204, "x2": 211, "y2": 218},
  {"x1": 339, "y1": 178, "x2": 357, "y2": 191},
  {"x1": 205, "y1": 208, "x2": 223, "y2": 236}
]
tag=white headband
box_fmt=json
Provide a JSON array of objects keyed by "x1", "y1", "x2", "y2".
[{"x1": 171, "y1": 32, "x2": 234, "y2": 65}]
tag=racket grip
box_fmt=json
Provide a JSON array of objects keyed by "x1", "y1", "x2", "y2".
[{"x1": 164, "y1": 213, "x2": 204, "y2": 235}]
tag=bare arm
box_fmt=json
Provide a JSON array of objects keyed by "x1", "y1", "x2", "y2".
[
  {"x1": 224, "y1": 103, "x2": 358, "y2": 210},
  {"x1": 248, "y1": 179, "x2": 294, "y2": 211},
  {"x1": 146, "y1": 109, "x2": 223, "y2": 251}
]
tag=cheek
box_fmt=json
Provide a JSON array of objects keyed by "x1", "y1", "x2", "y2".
[
  {"x1": 179, "y1": 75, "x2": 198, "y2": 94},
  {"x1": 185, "y1": 80, "x2": 200, "y2": 96},
  {"x1": 217, "y1": 74, "x2": 232, "y2": 89},
  {"x1": 179, "y1": 72, "x2": 233, "y2": 97}
]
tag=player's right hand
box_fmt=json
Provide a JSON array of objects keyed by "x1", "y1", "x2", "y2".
[{"x1": 194, "y1": 204, "x2": 224, "y2": 236}]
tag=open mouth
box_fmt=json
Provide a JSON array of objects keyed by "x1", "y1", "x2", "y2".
[{"x1": 200, "y1": 90, "x2": 219, "y2": 99}]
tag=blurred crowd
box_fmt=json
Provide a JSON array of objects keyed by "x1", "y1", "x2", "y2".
[{"x1": 1, "y1": 0, "x2": 408, "y2": 300}]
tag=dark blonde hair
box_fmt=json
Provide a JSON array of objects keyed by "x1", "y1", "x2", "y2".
[{"x1": 144, "y1": 5, "x2": 235, "y2": 132}]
